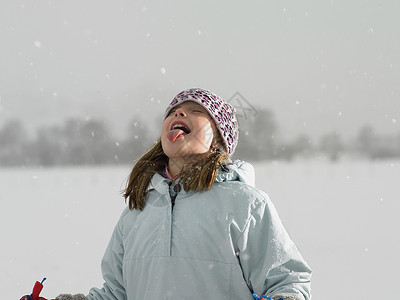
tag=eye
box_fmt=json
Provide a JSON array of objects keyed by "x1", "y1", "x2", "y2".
[
  {"x1": 192, "y1": 109, "x2": 203, "y2": 114},
  {"x1": 167, "y1": 109, "x2": 176, "y2": 117}
]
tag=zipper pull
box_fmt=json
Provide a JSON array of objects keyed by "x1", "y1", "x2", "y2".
[{"x1": 169, "y1": 182, "x2": 181, "y2": 211}]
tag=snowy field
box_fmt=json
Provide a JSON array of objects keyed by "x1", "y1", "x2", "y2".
[{"x1": 1, "y1": 159, "x2": 399, "y2": 299}]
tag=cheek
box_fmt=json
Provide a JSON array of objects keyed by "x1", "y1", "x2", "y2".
[
  {"x1": 160, "y1": 120, "x2": 170, "y2": 146},
  {"x1": 161, "y1": 118, "x2": 169, "y2": 132},
  {"x1": 201, "y1": 123, "x2": 214, "y2": 147},
  {"x1": 160, "y1": 119, "x2": 171, "y2": 139}
]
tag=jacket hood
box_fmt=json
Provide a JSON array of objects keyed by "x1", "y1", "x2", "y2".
[{"x1": 215, "y1": 160, "x2": 255, "y2": 187}]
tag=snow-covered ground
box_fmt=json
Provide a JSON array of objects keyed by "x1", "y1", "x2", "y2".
[{"x1": 1, "y1": 159, "x2": 399, "y2": 299}]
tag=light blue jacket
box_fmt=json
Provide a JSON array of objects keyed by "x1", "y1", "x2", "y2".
[{"x1": 87, "y1": 161, "x2": 311, "y2": 300}]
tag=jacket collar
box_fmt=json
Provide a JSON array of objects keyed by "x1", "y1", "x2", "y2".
[
  {"x1": 148, "y1": 160, "x2": 255, "y2": 195},
  {"x1": 148, "y1": 172, "x2": 170, "y2": 194}
]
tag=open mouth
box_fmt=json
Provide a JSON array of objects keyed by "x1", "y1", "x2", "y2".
[
  {"x1": 170, "y1": 122, "x2": 191, "y2": 134},
  {"x1": 168, "y1": 121, "x2": 191, "y2": 142}
]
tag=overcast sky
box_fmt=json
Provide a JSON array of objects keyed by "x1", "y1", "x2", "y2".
[{"x1": 0, "y1": 0, "x2": 399, "y2": 141}]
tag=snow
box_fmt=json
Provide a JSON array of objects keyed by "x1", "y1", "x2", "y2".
[
  {"x1": 1, "y1": 167, "x2": 127, "y2": 298},
  {"x1": 1, "y1": 160, "x2": 399, "y2": 299}
]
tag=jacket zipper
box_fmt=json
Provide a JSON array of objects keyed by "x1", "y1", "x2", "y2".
[
  {"x1": 170, "y1": 193, "x2": 177, "y2": 211},
  {"x1": 168, "y1": 182, "x2": 180, "y2": 256}
]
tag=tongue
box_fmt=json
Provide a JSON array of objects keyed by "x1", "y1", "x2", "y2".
[{"x1": 167, "y1": 129, "x2": 185, "y2": 142}]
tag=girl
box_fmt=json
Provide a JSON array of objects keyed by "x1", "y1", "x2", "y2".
[{"x1": 21, "y1": 88, "x2": 311, "y2": 300}]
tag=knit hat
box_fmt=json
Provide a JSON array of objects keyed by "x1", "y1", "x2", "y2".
[{"x1": 164, "y1": 88, "x2": 239, "y2": 156}]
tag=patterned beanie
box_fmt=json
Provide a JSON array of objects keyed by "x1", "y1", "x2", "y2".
[{"x1": 164, "y1": 88, "x2": 239, "y2": 156}]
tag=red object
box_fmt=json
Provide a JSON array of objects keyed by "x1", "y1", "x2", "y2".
[
  {"x1": 31, "y1": 278, "x2": 46, "y2": 300},
  {"x1": 19, "y1": 278, "x2": 54, "y2": 300}
]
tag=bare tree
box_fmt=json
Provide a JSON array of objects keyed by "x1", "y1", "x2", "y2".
[{"x1": 0, "y1": 120, "x2": 29, "y2": 166}]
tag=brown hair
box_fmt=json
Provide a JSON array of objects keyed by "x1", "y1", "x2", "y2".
[{"x1": 123, "y1": 137, "x2": 229, "y2": 211}]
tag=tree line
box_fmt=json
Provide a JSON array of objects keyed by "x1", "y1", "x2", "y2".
[
  {"x1": 0, "y1": 117, "x2": 152, "y2": 167},
  {"x1": 236, "y1": 108, "x2": 400, "y2": 162},
  {"x1": 0, "y1": 108, "x2": 399, "y2": 167}
]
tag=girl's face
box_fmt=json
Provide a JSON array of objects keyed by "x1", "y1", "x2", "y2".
[{"x1": 161, "y1": 101, "x2": 216, "y2": 159}]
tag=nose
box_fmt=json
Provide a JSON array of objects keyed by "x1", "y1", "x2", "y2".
[{"x1": 174, "y1": 107, "x2": 187, "y2": 117}]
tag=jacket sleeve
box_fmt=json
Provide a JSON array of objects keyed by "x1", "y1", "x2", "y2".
[
  {"x1": 236, "y1": 189, "x2": 312, "y2": 300},
  {"x1": 86, "y1": 209, "x2": 128, "y2": 300}
]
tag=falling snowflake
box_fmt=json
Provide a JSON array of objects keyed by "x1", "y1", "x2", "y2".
[{"x1": 34, "y1": 40, "x2": 42, "y2": 48}]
